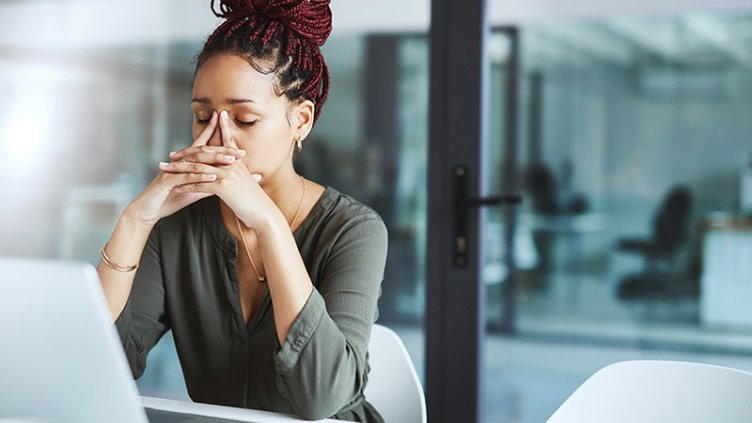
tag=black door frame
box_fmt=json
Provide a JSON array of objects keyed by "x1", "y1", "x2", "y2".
[{"x1": 425, "y1": 0, "x2": 490, "y2": 421}]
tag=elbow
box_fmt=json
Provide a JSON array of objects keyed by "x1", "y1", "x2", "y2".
[
  {"x1": 279, "y1": 378, "x2": 349, "y2": 420},
  {"x1": 294, "y1": 388, "x2": 356, "y2": 421},
  {"x1": 296, "y1": 400, "x2": 343, "y2": 421},
  {"x1": 294, "y1": 369, "x2": 365, "y2": 419}
]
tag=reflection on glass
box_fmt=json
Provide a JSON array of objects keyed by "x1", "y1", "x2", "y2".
[{"x1": 483, "y1": 13, "x2": 752, "y2": 423}]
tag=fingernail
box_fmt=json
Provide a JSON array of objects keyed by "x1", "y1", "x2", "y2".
[
  {"x1": 236, "y1": 149, "x2": 246, "y2": 157},
  {"x1": 169, "y1": 151, "x2": 177, "y2": 157},
  {"x1": 224, "y1": 155, "x2": 236, "y2": 162},
  {"x1": 221, "y1": 110, "x2": 228, "y2": 120},
  {"x1": 205, "y1": 174, "x2": 217, "y2": 180},
  {"x1": 159, "y1": 162, "x2": 169, "y2": 168},
  {"x1": 252, "y1": 174, "x2": 262, "y2": 182}
]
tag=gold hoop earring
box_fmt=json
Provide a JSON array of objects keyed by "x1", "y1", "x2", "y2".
[{"x1": 296, "y1": 139, "x2": 303, "y2": 153}]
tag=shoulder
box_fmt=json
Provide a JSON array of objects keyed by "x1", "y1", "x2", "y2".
[
  {"x1": 319, "y1": 187, "x2": 388, "y2": 243},
  {"x1": 311, "y1": 189, "x2": 389, "y2": 278},
  {"x1": 301, "y1": 187, "x2": 388, "y2": 263}
]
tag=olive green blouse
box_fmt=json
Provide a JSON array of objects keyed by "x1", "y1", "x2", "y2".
[{"x1": 114, "y1": 186, "x2": 387, "y2": 422}]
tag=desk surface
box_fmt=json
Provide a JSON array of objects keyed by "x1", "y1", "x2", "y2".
[
  {"x1": 702, "y1": 216, "x2": 752, "y2": 231},
  {"x1": 141, "y1": 396, "x2": 346, "y2": 423},
  {"x1": 520, "y1": 212, "x2": 608, "y2": 233}
]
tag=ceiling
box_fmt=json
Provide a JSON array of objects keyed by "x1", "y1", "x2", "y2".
[
  {"x1": 1, "y1": 0, "x2": 752, "y2": 50},
  {"x1": 0, "y1": 0, "x2": 750, "y2": 75},
  {"x1": 521, "y1": 14, "x2": 752, "y2": 70}
]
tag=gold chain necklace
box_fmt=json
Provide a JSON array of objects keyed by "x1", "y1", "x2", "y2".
[{"x1": 234, "y1": 176, "x2": 306, "y2": 283}]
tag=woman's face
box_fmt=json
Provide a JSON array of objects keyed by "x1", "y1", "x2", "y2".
[{"x1": 191, "y1": 54, "x2": 312, "y2": 183}]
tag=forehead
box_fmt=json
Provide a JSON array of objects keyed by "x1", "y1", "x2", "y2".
[{"x1": 192, "y1": 54, "x2": 277, "y2": 102}]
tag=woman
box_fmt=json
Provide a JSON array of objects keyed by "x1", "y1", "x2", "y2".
[{"x1": 96, "y1": 1, "x2": 387, "y2": 421}]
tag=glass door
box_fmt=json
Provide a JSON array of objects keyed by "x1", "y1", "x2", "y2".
[{"x1": 482, "y1": 9, "x2": 752, "y2": 423}]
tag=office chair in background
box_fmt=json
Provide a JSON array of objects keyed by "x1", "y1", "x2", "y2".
[
  {"x1": 547, "y1": 360, "x2": 752, "y2": 423},
  {"x1": 365, "y1": 324, "x2": 427, "y2": 423},
  {"x1": 616, "y1": 185, "x2": 697, "y2": 299}
]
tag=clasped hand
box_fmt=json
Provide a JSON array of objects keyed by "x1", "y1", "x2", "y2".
[{"x1": 126, "y1": 110, "x2": 278, "y2": 230}]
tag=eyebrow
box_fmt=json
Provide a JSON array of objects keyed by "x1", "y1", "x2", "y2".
[{"x1": 191, "y1": 97, "x2": 261, "y2": 105}]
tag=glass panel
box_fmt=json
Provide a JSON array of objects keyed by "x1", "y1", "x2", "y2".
[
  {"x1": 0, "y1": 0, "x2": 430, "y2": 403},
  {"x1": 301, "y1": 33, "x2": 430, "y2": 384},
  {"x1": 484, "y1": 32, "x2": 513, "y2": 329},
  {"x1": 484, "y1": 12, "x2": 752, "y2": 423}
]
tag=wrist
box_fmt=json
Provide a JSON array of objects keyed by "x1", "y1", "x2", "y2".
[
  {"x1": 121, "y1": 206, "x2": 157, "y2": 233},
  {"x1": 101, "y1": 207, "x2": 155, "y2": 275},
  {"x1": 253, "y1": 209, "x2": 288, "y2": 239}
]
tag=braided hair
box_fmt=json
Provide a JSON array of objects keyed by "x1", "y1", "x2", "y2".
[{"x1": 197, "y1": 0, "x2": 332, "y2": 123}]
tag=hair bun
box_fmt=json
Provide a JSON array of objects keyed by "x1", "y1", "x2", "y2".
[{"x1": 212, "y1": 0, "x2": 332, "y2": 47}]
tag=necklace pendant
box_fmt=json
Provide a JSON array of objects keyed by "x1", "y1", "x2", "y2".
[{"x1": 258, "y1": 276, "x2": 266, "y2": 283}]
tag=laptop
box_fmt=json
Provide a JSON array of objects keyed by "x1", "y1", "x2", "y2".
[{"x1": 0, "y1": 258, "x2": 308, "y2": 423}]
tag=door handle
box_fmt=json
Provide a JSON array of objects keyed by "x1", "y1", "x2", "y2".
[{"x1": 453, "y1": 165, "x2": 521, "y2": 267}]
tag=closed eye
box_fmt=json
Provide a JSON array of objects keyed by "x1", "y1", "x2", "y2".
[{"x1": 236, "y1": 119, "x2": 258, "y2": 127}]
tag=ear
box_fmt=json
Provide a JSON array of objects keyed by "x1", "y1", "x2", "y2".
[{"x1": 292, "y1": 99, "x2": 315, "y2": 142}]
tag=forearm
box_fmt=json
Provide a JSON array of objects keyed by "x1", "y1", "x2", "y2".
[
  {"x1": 273, "y1": 290, "x2": 369, "y2": 420},
  {"x1": 268, "y1": 215, "x2": 388, "y2": 419},
  {"x1": 97, "y1": 209, "x2": 154, "y2": 323},
  {"x1": 256, "y1": 214, "x2": 314, "y2": 345}
]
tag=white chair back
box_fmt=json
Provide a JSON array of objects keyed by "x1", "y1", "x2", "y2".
[
  {"x1": 365, "y1": 324, "x2": 427, "y2": 423},
  {"x1": 548, "y1": 360, "x2": 752, "y2": 423}
]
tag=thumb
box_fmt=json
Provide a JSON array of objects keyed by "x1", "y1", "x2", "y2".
[{"x1": 219, "y1": 110, "x2": 239, "y2": 149}]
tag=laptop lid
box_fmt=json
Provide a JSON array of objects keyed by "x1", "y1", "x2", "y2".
[{"x1": 0, "y1": 258, "x2": 148, "y2": 423}]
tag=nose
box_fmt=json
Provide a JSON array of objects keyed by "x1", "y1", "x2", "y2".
[{"x1": 207, "y1": 125, "x2": 222, "y2": 147}]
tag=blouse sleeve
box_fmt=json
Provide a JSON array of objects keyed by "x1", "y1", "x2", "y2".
[
  {"x1": 273, "y1": 212, "x2": 388, "y2": 420},
  {"x1": 114, "y1": 221, "x2": 170, "y2": 379}
]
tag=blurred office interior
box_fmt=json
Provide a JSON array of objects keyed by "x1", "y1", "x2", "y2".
[{"x1": 2, "y1": 0, "x2": 752, "y2": 421}]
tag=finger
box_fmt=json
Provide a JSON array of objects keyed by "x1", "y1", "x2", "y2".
[
  {"x1": 162, "y1": 171, "x2": 217, "y2": 188},
  {"x1": 182, "y1": 151, "x2": 240, "y2": 165},
  {"x1": 169, "y1": 146, "x2": 246, "y2": 162},
  {"x1": 159, "y1": 161, "x2": 219, "y2": 175},
  {"x1": 219, "y1": 110, "x2": 238, "y2": 149},
  {"x1": 192, "y1": 110, "x2": 219, "y2": 147},
  {"x1": 175, "y1": 180, "x2": 218, "y2": 194}
]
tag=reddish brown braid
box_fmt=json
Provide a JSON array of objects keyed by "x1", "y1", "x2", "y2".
[{"x1": 198, "y1": 0, "x2": 332, "y2": 123}]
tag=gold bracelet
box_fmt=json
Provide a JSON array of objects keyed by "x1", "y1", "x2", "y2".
[{"x1": 100, "y1": 242, "x2": 138, "y2": 273}]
